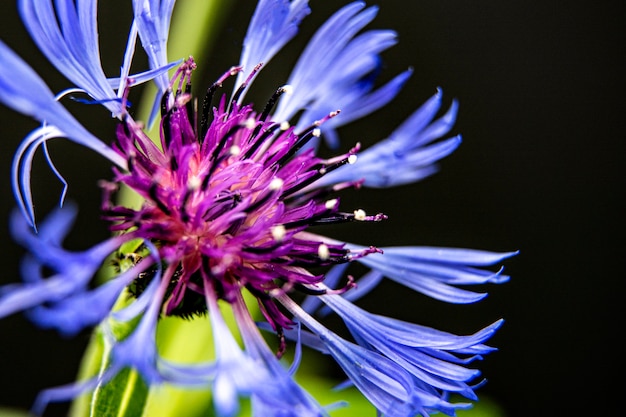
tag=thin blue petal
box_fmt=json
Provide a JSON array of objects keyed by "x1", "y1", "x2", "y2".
[
  {"x1": 273, "y1": 3, "x2": 410, "y2": 150},
  {"x1": 26, "y1": 274, "x2": 130, "y2": 336},
  {"x1": 0, "y1": 41, "x2": 128, "y2": 159},
  {"x1": 110, "y1": 277, "x2": 165, "y2": 384},
  {"x1": 232, "y1": 298, "x2": 327, "y2": 416},
  {"x1": 381, "y1": 246, "x2": 519, "y2": 266},
  {"x1": 107, "y1": 60, "x2": 181, "y2": 89},
  {"x1": 280, "y1": 295, "x2": 421, "y2": 417},
  {"x1": 258, "y1": 321, "x2": 329, "y2": 354},
  {"x1": 314, "y1": 92, "x2": 460, "y2": 188},
  {"x1": 31, "y1": 378, "x2": 102, "y2": 416},
  {"x1": 236, "y1": 0, "x2": 311, "y2": 95},
  {"x1": 273, "y1": 2, "x2": 376, "y2": 120},
  {"x1": 18, "y1": 0, "x2": 129, "y2": 115},
  {"x1": 344, "y1": 244, "x2": 514, "y2": 303},
  {"x1": 300, "y1": 263, "x2": 349, "y2": 314},
  {"x1": 205, "y1": 294, "x2": 272, "y2": 417},
  {"x1": 132, "y1": 0, "x2": 175, "y2": 92},
  {"x1": 322, "y1": 295, "x2": 502, "y2": 406},
  {"x1": 0, "y1": 206, "x2": 129, "y2": 333},
  {"x1": 0, "y1": 42, "x2": 127, "y2": 224}
]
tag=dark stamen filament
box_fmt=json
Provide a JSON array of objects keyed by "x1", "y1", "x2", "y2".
[{"x1": 149, "y1": 182, "x2": 171, "y2": 215}]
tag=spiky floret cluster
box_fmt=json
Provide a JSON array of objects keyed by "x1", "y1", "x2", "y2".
[{"x1": 104, "y1": 60, "x2": 380, "y2": 333}]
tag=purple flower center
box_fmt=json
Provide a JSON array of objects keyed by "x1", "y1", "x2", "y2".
[{"x1": 102, "y1": 59, "x2": 383, "y2": 332}]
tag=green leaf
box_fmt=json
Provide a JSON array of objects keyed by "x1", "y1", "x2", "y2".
[
  {"x1": 83, "y1": 305, "x2": 145, "y2": 417},
  {"x1": 68, "y1": 328, "x2": 105, "y2": 417},
  {"x1": 89, "y1": 367, "x2": 148, "y2": 417}
]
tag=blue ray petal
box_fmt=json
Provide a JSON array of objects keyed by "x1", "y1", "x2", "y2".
[
  {"x1": 314, "y1": 91, "x2": 460, "y2": 188},
  {"x1": 236, "y1": 0, "x2": 311, "y2": 96},
  {"x1": 273, "y1": 2, "x2": 410, "y2": 149},
  {"x1": 18, "y1": 0, "x2": 131, "y2": 115},
  {"x1": 345, "y1": 244, "x2": 515, "y2": 303},
  {"x1": 133, "y1": 0, "x2": 175, "y2": 91}
]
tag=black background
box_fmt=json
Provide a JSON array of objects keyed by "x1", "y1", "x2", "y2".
[{"x1": 0, "y1": 1, "x2": 624, "y2": 416}]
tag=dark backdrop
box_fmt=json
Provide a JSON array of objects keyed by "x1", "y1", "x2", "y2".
[{"x1": 0, "y1": 1, "x2": 624, "y2": 416}]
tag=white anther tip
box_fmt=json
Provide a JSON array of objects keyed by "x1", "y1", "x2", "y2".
[
  {"x1": 244, "y1": 118, "x2": 257, "y2": 129},
  {"x1": 325, "y1": 199, "x2": 338, "y2": 210},
  {"x1": 188, "y1": 176, "x2": 202, "y2": 190},
  {"x1": 271, "y1": 225, "x2": 286, "y2": 241},
  {"x1": 318, "y1": 243, "x2": 330, "y2": 261},
  {"x1": 270, "y1": 178, "x2": 284, "y2": 190},
  {"x1": 354, "y1": 209, "x2": 367, "y2": 221},
  {"x1": 229, "y1": 145, "x2": 241, "y2": 155}
]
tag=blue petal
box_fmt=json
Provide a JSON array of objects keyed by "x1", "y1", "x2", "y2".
[
  {"x1": 132, "y1": 0, "x2": 176, "y2": 124},
  {"x1": 340, "y1": 270, "x2": 384, "y2": 303},
  {"x1": 0, "y1": 42, "x2": 115, "y2": 149},
  {"x1": 273, "y1": 2, "x2": 378, "y2": 119},
  {"x1": 325, "y1": 338, "x2": 418, "y2": 417},
  {"x1": 273, "y1": 2, "x2": 410, "y2": 149},
  {"x1": 315, "y1": 91, "x2": 461, "y2": 188},
  {"x1": 325, "y1": 293, "x2": 502, "y2": 351},
  {"x1": 204, "y1": 294, "x2": 273, "y2": 417},
  {"x1": 345, "y1": 244, "x2": 515, "y2": 303},
  {"x1": 236, "y1": 0, "x2": 311, "y2": 95},
  {"x1": 280, "y1": 295, "x2": 422, "y2": 416},
  {"x1": 232, "y1": 298, "x2": 327, "y2": 416},
  {"x1": 132, "y1": 0, "x2": 176, "y2": 90},
  {"x1": 314, "y1": 69, "x2": 412, "y2": 146},
  {"x1": 379, "y1": 246, "x2": 519, "y2": 266},
  {"x1": 110, "y1": 277, "x2": 165, "y2": 384},
  {"x1": 0, "y1": 205, "x2": 130, "y2": 333},
  {"x1": 18, "y1": 0, "x2": 132, "y2": 115},
  {"x1": 31, "y1": 378, "x2": 102, "y2": 416},
  {"x1": 300, "y1": 263, "x2": 349, "y2": 314},
  {"x1": 0, "y1": 42, "x2": 127, "y2": 224},
  {"x1": 0, "y1": 41, "x2": 127, "y2": 224},
  {"x1": 26, "y1": 274, "x2": 130, "y2": 336},
  {"x1": 257, "y1": 321, "x2": 329, "y2": 354},
  {"x1": 322, "y1": 294, "x2": 502, "y2": 408},
  {"x1": 107, "y1": 60, "x2": 181, "y2": 89},
  {"x1": 303, "y1": 263, "x2": 384, "y2": 317}
]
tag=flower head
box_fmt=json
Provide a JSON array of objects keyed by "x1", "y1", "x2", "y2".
[{"x1": 0, "y1": 1, "x2": 516, "y2": 416}]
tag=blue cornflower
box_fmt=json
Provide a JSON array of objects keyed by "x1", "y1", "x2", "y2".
[{"x1": 0, "y1": 1, "x2": 516, "y2": 416}]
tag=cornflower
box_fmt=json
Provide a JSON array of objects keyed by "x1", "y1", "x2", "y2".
[{"x1": 0, "y1": 1, "x2": 516, "y2": 416}]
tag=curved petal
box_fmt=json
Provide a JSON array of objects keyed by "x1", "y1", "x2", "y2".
[
  {"x1": 273, "y1": 3, "x2": 410, "y2": 149},
  {"x1": 345, "y1": 244, "x2": 516, "y2": 303},
  {"x1": 279, "y1": 294, "x2": 419, "y2": 417},
  {"x1": 0, "y1": 42, "x2": 127, "y2": 163},
  {"x1": 314, "y1": 91, "x2": 461, "y2": 188},
  {"x1": 0, "y1": 206, "x2": 130, "y2": 327},
  {"x1": 10, "y1": 124, "x2": 124, "y2": 226},
  {"x1": 18, "y1": 0, "x2": 130, "y2": 115},
  {"x1": 232, "y1": 296, "x2": 327, "y2": 416},
  {"x1": 236, "y1": 0, "x2": 311, "y2": 95},
  {"x1": 273, "y1": 2, "x2": 377, "y2": 120},
  {"x1": 315, "y1": 294, "x2": 500, "y2": 413},
  {"x1": 133, "y1": 0, "x2": 176, "y2": 93}
]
